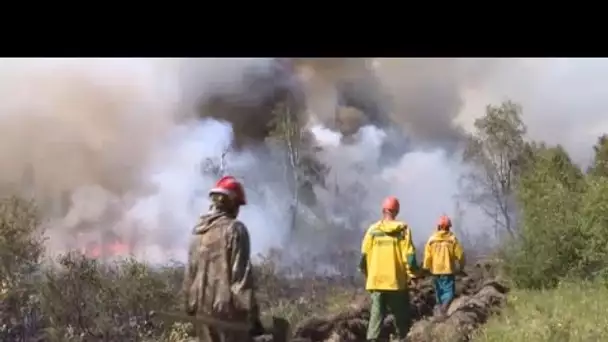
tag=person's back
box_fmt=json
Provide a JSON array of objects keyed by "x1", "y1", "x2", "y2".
[
  {"x1": 362, "y1": 219, "x2": 412, "y2": 291},
  {"x1": 423, "y1": 230, "x2": 464, "y2": 275},
  {"x1": 422, "y1": 215, "x2": 464, "y2": 318},
  {"x1": 183, "y1": 176, "x2": 259, "y2": 342},
  {"x1": 359, "y1": 196, "x2": 419, "y2": 342}
]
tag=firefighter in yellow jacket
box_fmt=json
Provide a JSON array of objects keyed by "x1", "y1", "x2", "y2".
[
  {"x1": 422, "y1": 215, "x2": 465, "y2": 318},
  {"x1": 359, "y1": 196, "x2": 420, "y2": 341}
]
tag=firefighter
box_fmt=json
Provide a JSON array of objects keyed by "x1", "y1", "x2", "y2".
[
  {"x1": 182, "y1": 175, "x2": 262, "y2": 342},
  {"x1": 359, "y1": 196, "x2": 420, "y2": 341},
  {"x1": 422, "y1": 215, "x2": 465, "y2": 319}
]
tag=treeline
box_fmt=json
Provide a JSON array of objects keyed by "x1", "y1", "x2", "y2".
[{"x1": 461, "y1": 101, "x2": 608, "y2": 289}]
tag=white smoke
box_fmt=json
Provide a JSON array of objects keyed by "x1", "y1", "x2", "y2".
[
  {"x1": 311, "y1": 124, "x2": 472, "y2": 246},
  {"x1": 0, "y1": 58, "x2": 293, "y2": 264},
  {"x1": 3, "y1": 58, "x2": 608, "y2": 266}
]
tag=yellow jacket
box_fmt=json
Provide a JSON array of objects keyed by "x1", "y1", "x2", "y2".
[
  {"x1": 423, "y1": 230, "x2": 465, "y2": 275},
  {"x1": 359, "y1": 219, "x2": 418, "y2": 291}
]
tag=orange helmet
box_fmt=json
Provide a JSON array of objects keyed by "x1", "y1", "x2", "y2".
[
  {"x1": 382, "y1": 196, "x2": 400, "y2": 213},
  {"x1": 437, "y1": 215, "x2": 452, "y2": 229},
  {"x1": 209, "y1": 176, "x2": 247, "y2": 206}
]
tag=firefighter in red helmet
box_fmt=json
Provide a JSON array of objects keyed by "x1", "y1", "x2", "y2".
[
  {"x1": 423, "y1": 214, "x2": 465, "y2": 319},
  {"x1": 182, "y1": 176, "x2": 261, "y2": 341}
]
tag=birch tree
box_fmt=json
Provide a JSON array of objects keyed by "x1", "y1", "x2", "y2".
[
  {"x1": 201, "y1": 149, "x2": 230, "y2": 178},
  {"x1": 460, "y1": 100, "x2": 530, "y2": 238},
  {"x1": 267, "y1": 101, "x2": 328, "y2": 232}
]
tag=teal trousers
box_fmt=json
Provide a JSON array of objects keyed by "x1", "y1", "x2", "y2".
[{"x1": 433, "y1": 274, "x2": 456, "y2": 305}]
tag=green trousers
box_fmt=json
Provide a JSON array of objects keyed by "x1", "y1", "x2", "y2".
[{"x1": 366, "y1": 290, "x2": 412, "y2": 341}]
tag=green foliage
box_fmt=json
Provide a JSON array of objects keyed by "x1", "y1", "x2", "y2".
[
  {"x1": 572, "y1": 176, "x2": 608, "y2": 280},
  {"x1": 499, "y1": 132, "x2": 608, "y2": 290},
  {"x1": 0, "y1": 196, "x2": 45, "y2": 341},
  {"x1": 0, "y1": 197, "x2": 44, "y2": 286},
  {"x1": 502, "y1": 145, "x2": 586, "y2": 289},
  {"x1": 588, "y1": 134, "x2": 608, "y2": 177},
  {"x1": 461, "y1": 100, "x2": 529, "y2": 237}
]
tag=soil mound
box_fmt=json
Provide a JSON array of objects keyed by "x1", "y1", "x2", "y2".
[{"x1": 255, "y1": 261, "x2": 508, "y2": 342}]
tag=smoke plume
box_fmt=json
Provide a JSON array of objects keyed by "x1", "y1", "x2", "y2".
[{"x1": 0, "y1": 58, "x2": 605, "y2": 264}]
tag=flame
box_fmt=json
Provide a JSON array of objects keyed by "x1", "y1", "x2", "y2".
[
  {"x1": 108, "y1": 241, "x2": 130, "y2": 256},
  {"x1": 80, "y1": 240, "x2": 131, "y2": 259},
  {"x1": 90, "y1": 246, "x2": 102, "y2": 258}
]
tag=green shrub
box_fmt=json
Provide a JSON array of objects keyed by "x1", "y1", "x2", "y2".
[
  {"x1": 571, "y1": 176, "x2": 608, "y2": 280},
  {"x1": 501, "y1": 141, "x2": 608, "y2": 289},
  {"x1": 501, "y1": 146, "x2": 586, "y2": 288},
  {"x1": 0, "y1": 196, "x2": 45, "y2": 341},
  {"x1": 40, "y1": 253, "x2": 183, "y2": 341}
]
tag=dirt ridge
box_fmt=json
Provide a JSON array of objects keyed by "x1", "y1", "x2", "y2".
[{"x1": 255, "y1": 261, "x2": 508, "y2": 342}]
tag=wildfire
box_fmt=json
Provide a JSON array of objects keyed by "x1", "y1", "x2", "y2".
[
  {"x1": 81, "y1": 239, "x2": 131, "y2": 259},
  {"x1": 109, "y1": 241, "x2": 130, "y2": 255}
]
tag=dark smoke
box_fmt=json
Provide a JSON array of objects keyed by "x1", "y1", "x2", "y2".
[{"x1": 185, "y1": 58, "x2": 509, "y2": 155}]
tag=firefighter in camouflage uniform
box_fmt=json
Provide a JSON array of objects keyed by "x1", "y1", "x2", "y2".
[{"x1": 182, "y1": 176, "x2": 262, "y2": 342}]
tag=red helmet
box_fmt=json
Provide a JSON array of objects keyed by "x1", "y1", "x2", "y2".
[
  {"x1": 382, "y1": 196, "x2": 400, "y2": 213},
  {"x1": 209, "y1": 176, "x2": 247, "y2": 206},
  {"x1": 437, "y1": 215, "x2": 452, "y2": 229}
]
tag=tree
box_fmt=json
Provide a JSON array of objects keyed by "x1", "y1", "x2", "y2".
[
  {"x1": 504, "y1": 145, "x2": 586, "y2": 288},
  {"x1": 201, "y1": 149, "x2": 230, "y2": 178},
  {"x1": 588, "y1": 134, "x2": 608, "y2": 177},
  {"x1": 267, "y1": 101, "x2": 329, "y2": 232},
  {"x1": 460, "y1": 101, "x2": 530, "y2": 238}
]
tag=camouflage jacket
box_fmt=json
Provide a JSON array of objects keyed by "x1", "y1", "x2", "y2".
[{"x1": 182, "y1": 210, "x2": 259, "y2": 323}]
